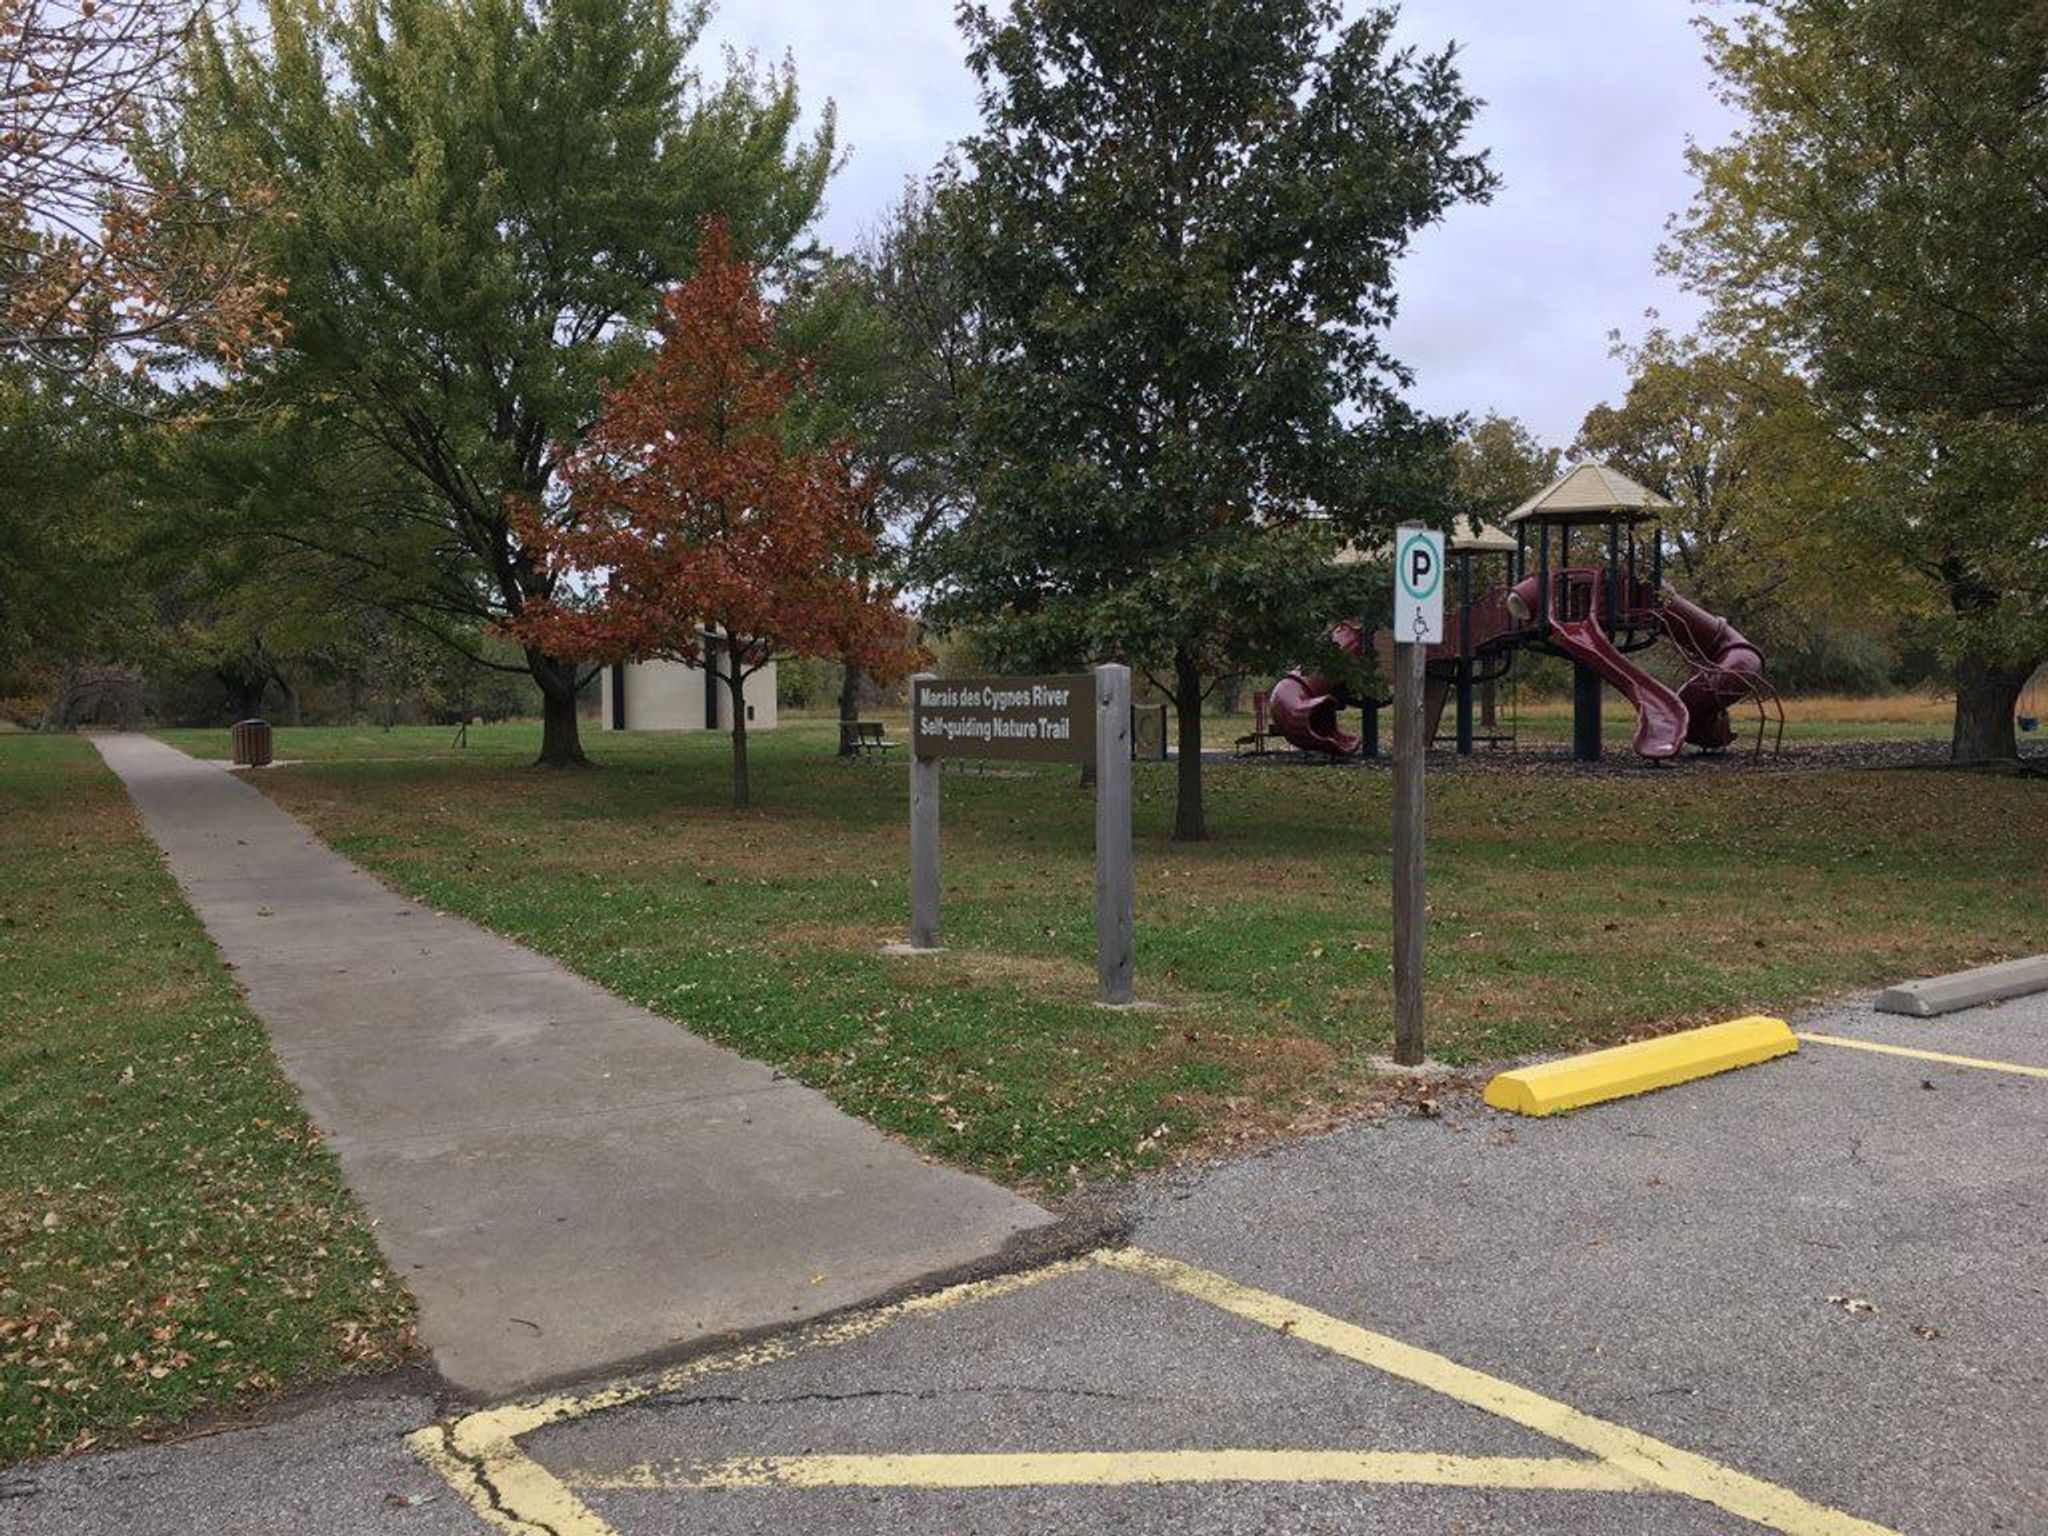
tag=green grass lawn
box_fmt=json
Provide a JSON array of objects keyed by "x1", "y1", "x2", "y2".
[
  {"x1": 156, "y1": 720, "x2": 2045, "y2": 1195},
  {"x1": 0, "y1": 736, "x2": 413, "y2": 1464}
]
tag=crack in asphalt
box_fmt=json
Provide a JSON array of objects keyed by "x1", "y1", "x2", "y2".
[
  {"x1": 560, "y1": 1379, "x2": 1151, "y2": 1434},
  {"x1": 436, "y1": 1421, "x2": 561, "y2": 1536},
  {"x1": 663, "y1": 1383, "x2": 1144, "y2": 1409}
]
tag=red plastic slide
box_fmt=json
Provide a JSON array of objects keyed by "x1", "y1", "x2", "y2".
[
  {"x1": 1269, "y1": 620, "x2": 1367, "y2": 755},
  {"x1": 1269, "y1": 672, "x2": 1358, "y2": 755},
  {"x1": 1544, "y1": 613, "x2": 1689, "y2": 760},
  {"x1": 1659, "y1": 593, "x2": 1767, "y2": 751}
]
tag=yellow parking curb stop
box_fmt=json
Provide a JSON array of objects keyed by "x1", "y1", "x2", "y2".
[{"x1": 1483, "y1": 1016, "x2": 1798, "y2": 1117}]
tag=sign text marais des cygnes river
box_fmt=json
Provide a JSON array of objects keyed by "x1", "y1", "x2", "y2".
[{"x1": 911, "y1": 675, "x2": 1098, "y2": 764}]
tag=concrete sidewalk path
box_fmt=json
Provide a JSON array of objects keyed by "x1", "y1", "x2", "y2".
[{"x1": 90, "y1": 734, "x2": 1048, "y2": 1398}]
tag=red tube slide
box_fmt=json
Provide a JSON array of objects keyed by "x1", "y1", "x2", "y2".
[
  {"x1": 1659, "y1": 593, "x2": 1767, "y2": 751},
  {"x1": 1270, "y1": 620, "x2": 1366, "y2": 756}
]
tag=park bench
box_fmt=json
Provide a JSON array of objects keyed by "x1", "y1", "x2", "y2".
[{"x1": 841, "y1": 720, "x2": 900, "y2": 759}]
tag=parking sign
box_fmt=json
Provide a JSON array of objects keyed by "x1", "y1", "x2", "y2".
[{"x1": 1394, "y1": 526, "x2": 1446, "y2": 644}]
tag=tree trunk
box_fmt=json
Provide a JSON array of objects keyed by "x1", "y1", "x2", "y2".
[
  {"x1": 726, "y1": 667, "x2": 751, "y2": 809},
  {"x1": 40, "y1": 665, "x2": 79, "y2": 732},
  {"x1": 1172, "y1": 649, "x2": 1206, "y2": 842},
  {"x1": 219, "y1": 668, "x2": 268, "y2": 719},
  {"x1": 528, "y1": 648, "x2": 589, "y2": 767},
  {"x1": 1951, "y1": 651, "x2": 2032, "y2": 761},
  {"x1": 836, "y1": 658, "x2": 863, "y2": 757}
]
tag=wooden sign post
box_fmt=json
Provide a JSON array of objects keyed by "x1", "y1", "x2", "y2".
[
  {"x1": 908, "y1": 682, "x2": 942, "y2": 952},
  {"x1": 1092, "y1": 664, "x2": 1134, "y2": 1005},
  {"x1": 907, "y1": 667, "x2": 1135, "y2": 1006}
]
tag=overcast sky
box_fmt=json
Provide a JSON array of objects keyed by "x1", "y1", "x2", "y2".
[{"x1": 698, "y1": 1, "x2": 1739, "y2": 451}]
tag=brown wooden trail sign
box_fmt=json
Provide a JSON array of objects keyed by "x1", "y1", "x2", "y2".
[
  {"x1": 910, "y1": 676, "x2": 1096, "y2": 764},
  {"x1": 906, "y1": 668, "x2": 1135, "y2": 1006}
]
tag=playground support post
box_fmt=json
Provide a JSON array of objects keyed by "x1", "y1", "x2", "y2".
[
  {"x1": 1456, "y1": 550, "x2": 1475, "y2": 756},
  {"x1": 1573, "y1": 662, "x2": 1603, "y2": 762},
  {"x1": 1606, "y1": 523, "x2": 1620, "y2": 638},
  {"x1": 1392, "y1": 564, "x2": 1427, "y2": 1067}
]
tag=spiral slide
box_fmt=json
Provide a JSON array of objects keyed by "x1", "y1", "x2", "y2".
[
  {"x1": 1268, "y1": 620, "x2": 1368, "y2": 756},
  {"x1": 1660, "y1": 593, "x2": 1768, "y2": 751}
]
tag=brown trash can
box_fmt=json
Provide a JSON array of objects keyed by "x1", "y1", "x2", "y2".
[{"x1": 231, "y1": 718, "x2": 273, "y2": 768}]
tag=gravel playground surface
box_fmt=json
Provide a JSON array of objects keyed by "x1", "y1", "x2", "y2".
[{"x1": 1211, "y1": 737, "x2": 2048, "y2": 777}]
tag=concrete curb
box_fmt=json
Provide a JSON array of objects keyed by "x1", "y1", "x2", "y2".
[{"x1": 1874, "y1": 955, "x2": 2048, "y2": 1018}]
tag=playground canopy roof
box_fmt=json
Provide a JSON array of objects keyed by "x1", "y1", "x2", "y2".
[
  {"x1": 1506, "y1": 463, "x2": 1672, "y2": 526},
  {"x1": 1340, "y1": 516, "x2": 1515, "y2": 565},
  {"x1": 1450, "y1": 517, "x2": 1518, "y2": 553}
]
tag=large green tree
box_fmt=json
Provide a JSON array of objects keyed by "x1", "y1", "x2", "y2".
[
  {"x1": 1451, "y1": 412, "x2": 1558, "y2": 517},
  {"x1": 1673, "y1": 0, "x2": 2048, "y2": 759},
  {"x1": 793, "y1": 176, "x2": 985, "y2": 751},
  {"x1": 934, "y1": 0, "x2": 1494, "y2": 839},
  {"x1": 1574, "y1": 331, "x2": 1867, "y2": 622},
  {"x1": 167, "y1": 0, "x2": 834, "y2": 764},
  {"x1": 1574, "y1": 329, "x2": 1915, "y2": 684},
  {"x1": 0, "y1": 365, "x2": 148, "y2": 718}
]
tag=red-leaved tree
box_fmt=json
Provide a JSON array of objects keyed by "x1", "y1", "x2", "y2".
[{"x1": 509, "y1": 221, "x2": 915, "y2": 808}]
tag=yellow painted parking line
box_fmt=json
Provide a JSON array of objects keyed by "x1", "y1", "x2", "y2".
[
  {"x1": 407, "y1": 1256, "x2": 1094, "y2": 1536},
  {"x1": 411, "y1": 1246, "x2": 1900, "y2": 1536},
  {"x1": 1798, "y1": 1032, "x2": 2048, "y2": 1080},
  {"x1": 562, "y1": 1448, "x2": 1646, "y2": 1492},
  {"x1": 1101, "y1": 1249, "x2": 1897, "y2": 1536}
]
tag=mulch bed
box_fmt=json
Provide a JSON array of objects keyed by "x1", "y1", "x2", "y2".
[{"x1": 1207, "y1": 739, "x2": 2048, "y2": 778}]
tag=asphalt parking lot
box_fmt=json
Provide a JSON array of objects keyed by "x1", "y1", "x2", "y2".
[{"x1": 8, "y1": 986, "x2": 2045, "y2": 1535}]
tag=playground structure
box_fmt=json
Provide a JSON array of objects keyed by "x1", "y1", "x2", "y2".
[{"x1": 1268, "y1": 465, "x2": 1785, "y2": 764}]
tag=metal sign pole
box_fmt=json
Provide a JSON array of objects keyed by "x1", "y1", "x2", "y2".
[
  {"x1": 1390, "y1": 524, "x2": 1441, "y2": 1067},
  {"x1": 1392, "y1": 633, "x2": 1426, "y2": 1065},
  {"x1": 1093, "y1": 663, "x2": 1134, "y2": 1005}
]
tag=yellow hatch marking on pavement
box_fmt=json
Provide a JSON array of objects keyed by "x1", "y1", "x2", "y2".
[
  {"x1": 1100, "y1": 1249, "x2": 1899, "y2": 1536},
  {"x1": 562, "y1": 1449, "x2": 1646, "y2": 1493},
  {"x1": 1797, "y1": 1032, "x2": 2048, "y2": 1080},
  {"x1": 405, "y1": 1256, "x2": 1093, "y2": 1536},
  {"x1": 410, "y1": 1246, "x2": 1900, "y2": 1536}
]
